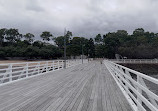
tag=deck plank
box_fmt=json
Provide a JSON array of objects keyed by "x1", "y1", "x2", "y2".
[{"x1": 0, "y1": 61, "x2": 132, "y2": 111}]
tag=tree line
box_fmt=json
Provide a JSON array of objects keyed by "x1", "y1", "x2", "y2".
[
  {"x1": 0, "y1": 28, "x2": 158, "y2": 59},
  {"x1": 94, "y1": 28, "x2": 158, "y2": 59},
  {"x1": 0, "y1": 28, "x2": 95, "y2": 59}
]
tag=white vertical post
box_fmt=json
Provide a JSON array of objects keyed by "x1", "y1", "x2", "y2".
[
  {"x1": 57, "y1": 61, "x2": 59, "y2": 70},
  {"x1": 46, "y1": 61, "x2": 48, "y2": 72},
  {"x1": 26, "y1": 63, "x2": 28, "y2": 77},
  {"x1": 137, "y1": 75, "x2": 142, "y2": 110},
  {"x1": 69, "y1": 60, "x2": 70, "y2": 67},
  {"x1": 62, "y1": 60, "x2": 64, "y2": 69},
  {"x1": 52, "y1": 61, "x2": 55, "y2": 71},
  {"x1": 9, "y1": 64, "x2": 12, "y2": 82},
  {"x1": 38, "y1": 62, "x2": 40, "y2": 74},
  {"x1": 66, "y1": 60, "x2": 69, "y2": 68}
]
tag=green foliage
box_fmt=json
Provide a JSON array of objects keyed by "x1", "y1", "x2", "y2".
[
  {"x1": 54, "y1": 36, "x2": 66, "y2": 49},
  {"x1": 54, "y1": 31, "x2": 72, "y2": 49},
  {"x1": 0, "y1": 28, "x2": 7, "y2": 46},
  {"x1": 5, "y1": 28, "x2": 22, "y2": 43},
  {"x1": 66, "y1": 37, "x2": 90, "y2": 57},
  {"x1": 88, "y1": 38, "x2": 95, "y2": 57},
  {"x1": 24, "y1": 33, "x2": 35, "y2": 43},
  {"x1": 94, "y1": 34, "x2": 102, "y2": 44},
  {"x1": 40, "y1": 31, "x2": 53, "y2": 41},
  {"x1": 0, "y1": 27, "x2": 158, "y2": 59},
  {"x1": 94, "y1": 28, "x2": 158, "y2": 59},
  {"x1": 0, "y1": 28, "x2": 61, "y2": 59}
]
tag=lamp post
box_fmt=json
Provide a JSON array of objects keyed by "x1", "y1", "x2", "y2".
[
  {"x1": 81, "y1": 44, "x2": 85, "y2": 64},
  {"x1": 82, "y1": 44, "x2": 83, "y2": 64},
  {"x1": 64, "y1": 28, "x2": 66, "y2": 69}
]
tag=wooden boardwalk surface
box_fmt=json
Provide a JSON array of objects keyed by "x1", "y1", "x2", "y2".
[{"x1": 0, "y1": 61, "x2": 132, "y2": 111}]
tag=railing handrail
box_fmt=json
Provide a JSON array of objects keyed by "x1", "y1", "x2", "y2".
[
  {"x1": 109, "y1": 59, "x2": 158, "y2": 63},
  {"x1": 109, "y1": 61, "x2": 158, "y2": 85},
  {"x1": 104, "y1": 60, "x2": 158, "y2": 111},
  {"x1": 0, "y1": 59, "x2": 72, "y2": 66},
  {"x1": 0, "y1": 59, "x2": 88, "y2": 86}
]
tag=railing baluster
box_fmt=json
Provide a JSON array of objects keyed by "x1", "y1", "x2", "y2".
[
  {"x1": 0, "y1": 59, "x2": 84, "y2": 85},
  {"x1": 104, "y1": 60, "x2": 158, "y2": 111},
  {"x1": 38, "y1": 62, "x2": 40, "y2": 74},
  {"x1": 58, "y1": 60, "x2": 60, "y2": 70},
  {"x1": 9, "y1": 64, "x2": 12, "y2": 82},
  {"x1": 26, "y1": 63, "x2": 28, "y2": 77},
  {"x1": 53, "y1": 61, "x2": 55, "y2": 71},
  {"x1": 140, "y1": 77, "x2": 158, "y2": 109},
  {"x1": 137, "y1": 75, "x2": 142, "y2": 110},
  {"x1": 62, "y1": 60, "x2": 64, "y2": 69},
  {"x1": 46, "y1": 61, "x2": 48, "y2": 72}
]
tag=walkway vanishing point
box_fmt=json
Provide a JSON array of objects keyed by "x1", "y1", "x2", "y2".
[{"x1": 0, "y1": 61, "x2": 133, "y2": 111}]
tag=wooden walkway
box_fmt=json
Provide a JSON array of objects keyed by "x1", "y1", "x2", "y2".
[{"x1": 0, "y1": 62, "x2": 132, "y2": 111}]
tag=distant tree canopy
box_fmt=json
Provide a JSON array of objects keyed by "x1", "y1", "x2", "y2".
[
  {"x1": 40, "y1": 31, "x2": 53, "y2": 41},
  {"x1": 0, "y1": 27, "x2": 158, "y2": 59},
  {"x1": 94, "y1": 28, "x2": 158, "y2": 59},
  {"x1": 24, "y1": 33, "x2": 35, "y2": 43},
  {"x1": 0, "y1": 28, "x2": 61, "y2": 59}
]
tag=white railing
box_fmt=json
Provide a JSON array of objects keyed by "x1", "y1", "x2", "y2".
[
  {"x1": 104, "y1": 60, "x2": 158, "y2": 111},
  {"x1": 109, "y1": 59, "x2": 158, "y2": 64},
  {"x1": 0, "y1": 59, "x2": 87, "y2": 85}
]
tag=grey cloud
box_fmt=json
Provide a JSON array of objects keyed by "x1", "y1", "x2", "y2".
[
  {"x1": 0, "y1": 0, "x2": 158, "y2": 39},
  {"x1": 25, "y1": 0, "x2": 44, "y2": 12}
]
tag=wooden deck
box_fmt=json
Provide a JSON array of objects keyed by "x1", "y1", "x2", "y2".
[{"x1": 0, "y1": 61, "x2": 132, "y2": 111}]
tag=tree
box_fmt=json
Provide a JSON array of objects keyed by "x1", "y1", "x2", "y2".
[
  {"x1": 67, "y1": 37, "x2": 89, "y2": 57},
  {"x1": 40, "y1": 31, "x2": 53, "y2": 42},
  {"x1": 133, "y1": 28, "x2": 145, "y2": 37},
  {"x1": 88, "y1": 38, "x2": 95, "y2": 57},
  {"x1": 54, "y1": 36, "x2": 65, "y2": 49},
  {"x1": 103, "y1": 32, "x2": 120, "y2": 58},
  {"x1": 67, "y1": 45, "x2": 81, "y2": 57},
  {"x1": 0, "y1": 28, "x2": 7, "y2": 46},
  {"x1": 5, "y1": 28, "x2": 22, "y2": 43},
  {"x1": 54, "y1": 31, "x2": 72, "y2": 49},
  {"x1": 94, "y1": 34, "x2": 102, "y2": 44},
  {"x1": 24, "y1": 46, "x2": 39, "y2": 59},
  {"x1": 0, "y1": 47, "x2": 5, "y2": 58},
  {"x1": 95, "y1": 44, "x2": 107, "y2": 58},
  {"x1": 65, "y1": 31, "x2": 72, "y2": 39},
  {"x1": 33, "y1": 41, "x2": 44, "y2": 48},
  {"x1": 24, "y1": 33, "x2": 35, "y2": 43}
]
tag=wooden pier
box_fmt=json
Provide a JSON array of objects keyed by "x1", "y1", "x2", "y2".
[{"x1": 0, "y1": 61, "x2": 132, "y2": 111}]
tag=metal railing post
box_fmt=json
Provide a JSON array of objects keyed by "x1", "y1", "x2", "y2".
[
  {"x1": 62, "y1": 60, "x2": 64, "y2": 69},
  {"x1": 9, "y1": 64, "x2": 12, "y2": 82},
  {"x1": 26, "y1": 63, "x2": 28, "y2": 77},
  {"x1": 46, "y1": 61, "x2": 48, "y2": 72},
  {"x1": 38, "y1": 62, "x2": 40, "y2": 74},
  {"x1": 69, "y1": 60, "x2": 71, "y2": 67},
  {"x1": 52, "y1": 61, "x2": 55, "y2": 71},
  {"x1": 137, "y1": 75, "x2": 142, "y2": 110},
  {"x1": 58, "y1": 61, "x2": 60, "y2": 70}
]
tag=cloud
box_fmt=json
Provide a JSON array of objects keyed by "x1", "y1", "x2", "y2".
[
  {"x1": 25, "y1": 0, "x2": 44, "y2": 12},
  {"x1": 0, "y1": 0, "x2": 158, "y2": 38}
]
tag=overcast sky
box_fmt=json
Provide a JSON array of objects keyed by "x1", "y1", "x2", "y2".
[{"x1": 0, "y1": 0, "x2": 158, "y2": 38}]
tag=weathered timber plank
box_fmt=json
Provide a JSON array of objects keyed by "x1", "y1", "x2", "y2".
[{"x1": 0, "y1": 61, "x2": 132, "y2": 111}]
